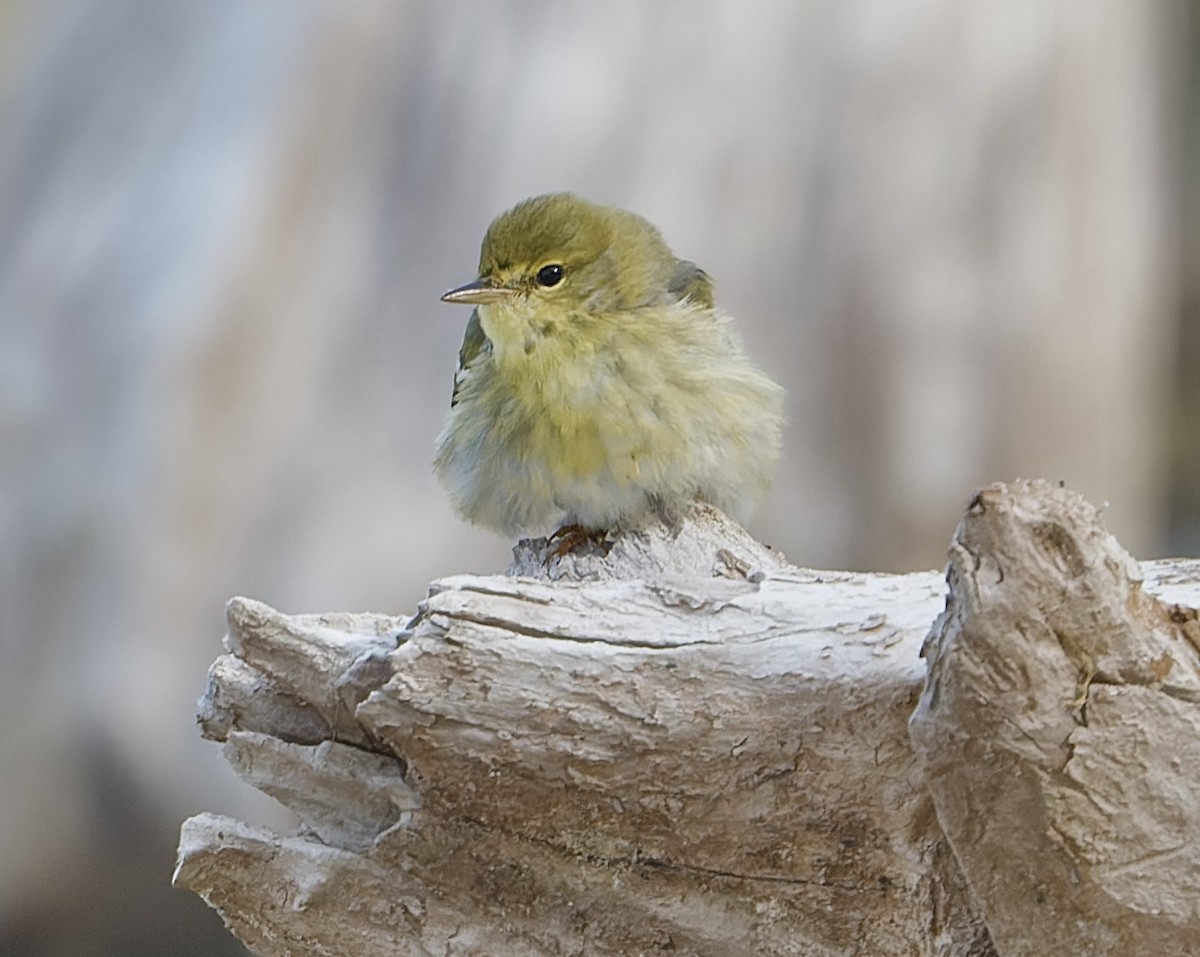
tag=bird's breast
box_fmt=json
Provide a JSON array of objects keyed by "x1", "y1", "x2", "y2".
[{"x1": 473, "y1": 308, "x2": 636, "y2": 481}]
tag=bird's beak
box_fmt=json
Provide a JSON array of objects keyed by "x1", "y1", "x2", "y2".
[{"x1": 440, "y1": 279, "x2": 516, "y2": 305}]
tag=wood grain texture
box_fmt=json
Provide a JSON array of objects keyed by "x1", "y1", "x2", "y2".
[
  {"x1": 910, "y1": 480, "x2": 1200, "y2": 955},
  {"x1": 176, "y1": 486, "x2": 1200, "y2": 955}
]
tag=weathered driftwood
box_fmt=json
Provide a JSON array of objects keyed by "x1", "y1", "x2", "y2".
[
  {"x1": 174, "y1": 484, "x2": 1200, "y2": 956},
  {"x1": 910, "y1": 482, "x2": 1200, "y2": 956}
]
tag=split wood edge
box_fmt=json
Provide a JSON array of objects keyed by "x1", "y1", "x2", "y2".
[{"x1": 174, "y1": 483, "x2": 1200, "y2": 957}]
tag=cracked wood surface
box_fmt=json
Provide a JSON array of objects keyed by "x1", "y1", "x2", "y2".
[
  {"x1": 175, "y1": 487, "x2": 1200, "y2": 956},
  {"x1": 910, "y1": 481, "x2": 1200, "y2": 955}
]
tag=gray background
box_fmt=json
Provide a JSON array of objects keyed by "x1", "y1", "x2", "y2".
[{"x1": 2, "y1": 2, "x2": 1197, "y2": 953}]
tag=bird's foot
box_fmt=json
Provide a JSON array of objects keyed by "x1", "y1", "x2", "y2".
[{"x1": 546, "y1": 523, "x2": 614, "y2": 560}]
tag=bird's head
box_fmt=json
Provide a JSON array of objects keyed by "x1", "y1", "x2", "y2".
[{"x1": 441, "y1": 193, "x2": 682, "y2": 315}]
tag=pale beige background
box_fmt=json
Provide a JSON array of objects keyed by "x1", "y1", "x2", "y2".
[{"x1": 1, "y1": 2, "x2": 1195, "y2": 954}]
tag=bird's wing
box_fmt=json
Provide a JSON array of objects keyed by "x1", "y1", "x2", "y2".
[
  {"x1": 451, "y1": 309, "x2": 492, "y2": 407},
  {"x1": 667, "y1": 260, "x2": 715, "y2": 309}
]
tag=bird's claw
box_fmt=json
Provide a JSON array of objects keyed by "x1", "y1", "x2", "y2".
[{"x1": 546, "y1": 524, "x2": 613, "y2": 560}]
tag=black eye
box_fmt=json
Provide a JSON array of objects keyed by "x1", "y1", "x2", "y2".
[{"x1": 535, "y1": 264, "x2": 564, "y2": 287}]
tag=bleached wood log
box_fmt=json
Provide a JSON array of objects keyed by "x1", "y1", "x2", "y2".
[
  {"x1": 175, "y1": 487, "x2": 1200, "y2": 956},
  {"x1": 909, "y1": 481, "x2": 1200, "y2": 955}
]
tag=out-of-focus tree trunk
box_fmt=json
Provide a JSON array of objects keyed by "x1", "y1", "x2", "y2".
[{"x1": 1, "y1": 2, "x2": 1189, "y2": 953}]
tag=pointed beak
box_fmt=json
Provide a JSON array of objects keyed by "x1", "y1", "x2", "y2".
[{"x1": 440, "y1": 279, "x2": 516, "y2": 305}]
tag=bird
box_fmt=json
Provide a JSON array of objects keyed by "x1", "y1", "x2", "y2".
[{"x1": 434, "y1": 192, "x2": 784, "y2": 543}]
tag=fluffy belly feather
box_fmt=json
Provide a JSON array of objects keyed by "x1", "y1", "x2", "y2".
[{"x1": 434, "y1": 303, "x2": 782, "y2": 535}]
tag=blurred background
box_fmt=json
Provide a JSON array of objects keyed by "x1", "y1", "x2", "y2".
[{"x1": 1, "y1": 1, "x2": 1197, "y2": 953}]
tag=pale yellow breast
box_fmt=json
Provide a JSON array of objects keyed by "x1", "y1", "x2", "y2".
[{"x1": 442, "y1": 297, "x2": 782, "y2": 532}]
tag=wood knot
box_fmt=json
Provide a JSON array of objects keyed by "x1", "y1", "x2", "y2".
[{"x1": 1031, "y1": 521, "x2": 1087, "y2": 578}]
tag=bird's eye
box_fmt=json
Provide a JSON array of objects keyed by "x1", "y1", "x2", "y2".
[{"x1": 535, "y1": 264, "x2": 564, "y2": 287}]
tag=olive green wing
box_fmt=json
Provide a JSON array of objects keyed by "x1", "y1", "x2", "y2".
[
  {"x1": 450, "y1": 309, "x2": 492, "y2": 407},
  {"x1": 667, "y1": 259, "x2": 715, "y2": 309}
]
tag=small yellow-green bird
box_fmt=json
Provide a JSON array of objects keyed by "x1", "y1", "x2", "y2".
[{"x1": 435, "y1": 192, "x2": 784, "y2": 539}]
